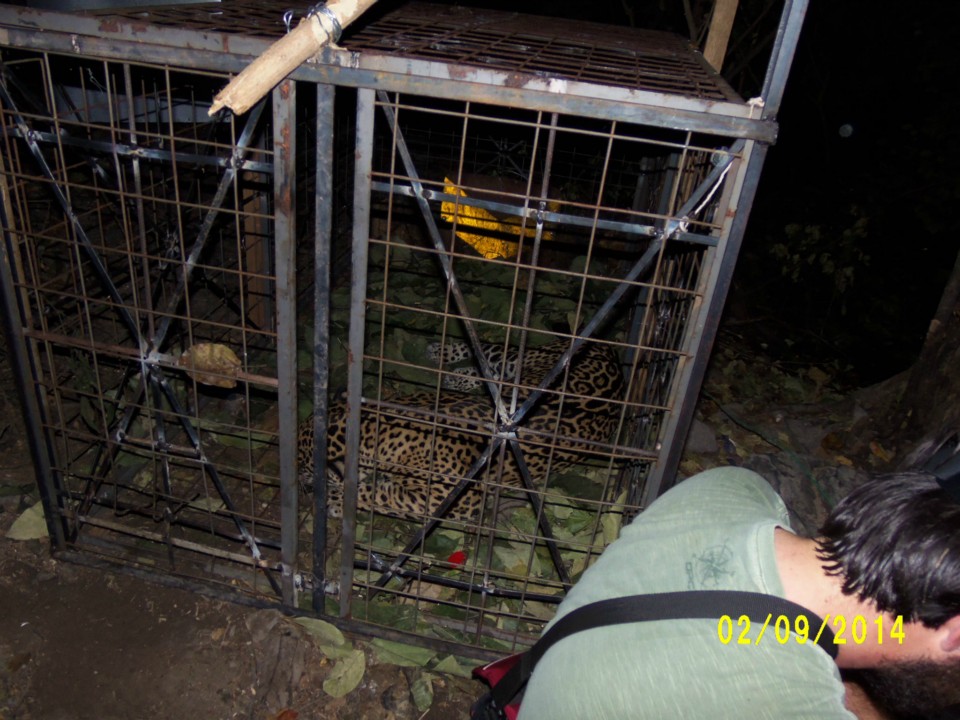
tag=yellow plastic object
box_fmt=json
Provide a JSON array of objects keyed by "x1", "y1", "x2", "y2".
[{"x1": 440, "y1": 178, "x2": 556, "y2": 260}]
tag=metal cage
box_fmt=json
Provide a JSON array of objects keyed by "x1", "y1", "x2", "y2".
[{"x1": 0, "y1": 0, "x2": 807, "y2": 657}]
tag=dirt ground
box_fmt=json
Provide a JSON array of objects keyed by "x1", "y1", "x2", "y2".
[
  {"x1": 0, "y1": 339, "x2": 907, "y2": 720},
  {"x1": 0, "y1": 383, "x2": 479, "y2": 720},
  {"x1": 0, "y1": 500, "x2": 479, "y2": 720}
]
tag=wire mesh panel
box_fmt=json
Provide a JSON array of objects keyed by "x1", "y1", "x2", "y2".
[
  {"x1": 0, "y1": 0, "x2": 806, "y2": 658},
  {"x1": 0, "y1": 47, "x2": 298, "y2": 599},
  {"x1": 315, "y1": 88, "x2": 743, "y2": 650},
  {"x1": 341, "y1": 2, "x2": 738, "y2": 100}
]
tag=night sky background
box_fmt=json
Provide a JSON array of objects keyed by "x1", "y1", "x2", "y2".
[
  {"x1": 427, "y1": 0, "x2": 960, "y2": 387},
  {"x1": 744, "y1": 1, "x2": 960, "y2": 385}
]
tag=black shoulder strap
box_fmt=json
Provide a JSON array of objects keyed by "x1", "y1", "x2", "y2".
[{"x1": 491, "y1": 590, "x2": 836, "y2": 710}]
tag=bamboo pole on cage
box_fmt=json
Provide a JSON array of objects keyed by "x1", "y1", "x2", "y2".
[{"x1": 209, "y1": 0, "x2": 379, "y2": 116}]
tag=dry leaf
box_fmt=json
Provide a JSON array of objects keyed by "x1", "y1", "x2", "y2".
[
  {"x1": 267, "y1": 710, "x2": 299, "y2": 720},
  {"x1": 179, "y1": 343, "x2": 241, "y2": 388},
  {"x1": 7, "y1": 502, "x2": 48, "y2": 541},
  {"x1": 807, "y1": 366, "x2": 830, "y2": 385},
  {"x1": 370, "y1": 638, "x2": 436, "y2": 667},
  {"x1": 323, "y1": 648, "x2": 365, "y2": 698},
  {"x1": 869, "y1": 440, "x2": 894, "y2": 463}
]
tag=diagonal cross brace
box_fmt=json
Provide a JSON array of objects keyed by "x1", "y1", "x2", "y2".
[
  {"x1": 373, "y1": 92, "x2": 578, "y2": 589},
  {"x1": 150, "y1": 102, "x2": 267, "y2": 352},
  {"x1": 368, "y1": 94, "x2": 743, "y2": 594},
  {"x1": 0, "y1": 75, "x2": 279, "y2": 592},
  {"x1": 376, "y1": 91, "x2": 513, "y2": 424},
  {"x1": 509, "y1": 138, "x2": 745, "y2": 431},
  {"x1": 368, "y1": 429, "x2": 574, "y2": 596}
]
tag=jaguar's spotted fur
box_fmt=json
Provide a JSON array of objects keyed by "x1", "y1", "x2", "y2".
[
  {"x1": 297, "y1": 340, "x2": 624, "y2": 521},
  {"x1": 425, "y1": 339, "x2": 521, "y2": 392}
]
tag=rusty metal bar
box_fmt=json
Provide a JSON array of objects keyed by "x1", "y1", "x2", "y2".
[
  {"x1": 0, "y1": 154, "x2": 68, "y2": 548},
  {"x1": 642, "y1": 140, "x2": 767, "y2": 504},
  {"x1": 339, "y1": 86, "x2": 376, "y2": 619},
  {"x1": 2, "y1": 128, "x2": 274, "y2": 176},
  {"x1": 19, "y1": 329, "x2": 279, "y2": 388},
  {"x1": 0, "y1": 7, "x2": 779, "y2": 143},
  {"x1": 273, "y1": 79, "x2": 298, "y2": 606},
  {"x1": 311, "y1": 81, "x2": 335, "y2": 613},
  {"x1": 370, "y1": 181, "x2": 722, "y2": 247},
  {"x1": 759, "y1": 0, "x2": 809, "y2": 119},
  {"x1": 76, "y1": 513, "x2": 279, "y2": 567}
]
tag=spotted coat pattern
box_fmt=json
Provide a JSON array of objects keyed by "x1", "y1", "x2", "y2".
[{"x1": 297, "y1": 340, "x2": 624, "y2": 521}]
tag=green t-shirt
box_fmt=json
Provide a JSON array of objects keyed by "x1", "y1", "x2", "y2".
[{"x1": 518, "y1": 467, "x2": 851, "y2": 720}]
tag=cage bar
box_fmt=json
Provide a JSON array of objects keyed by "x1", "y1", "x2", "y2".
[{"x1": 0, "y1": 0, "x2": 807, "y2": 656}]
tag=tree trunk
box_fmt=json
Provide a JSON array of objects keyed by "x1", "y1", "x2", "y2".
[{"x1": 889, "y1": 246, "x2": 960, "y2": 446}]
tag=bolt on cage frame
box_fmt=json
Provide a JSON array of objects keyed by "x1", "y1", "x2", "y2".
[{"x1": 0, "y1": 0, "x2": 807, "y2": 658}]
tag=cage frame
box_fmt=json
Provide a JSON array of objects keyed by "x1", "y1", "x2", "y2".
[{"x1": 0, "y1": 0, "x2": 808, "y2": 658}]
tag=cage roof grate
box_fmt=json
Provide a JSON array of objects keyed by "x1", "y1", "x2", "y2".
[{"x1": 93, "y1": 0, "x2": 739, "y2": 102}]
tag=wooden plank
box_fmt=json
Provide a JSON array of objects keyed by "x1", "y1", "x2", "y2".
[{"x1": 703, "y1": 0, "x2": 739, "y2": 72}]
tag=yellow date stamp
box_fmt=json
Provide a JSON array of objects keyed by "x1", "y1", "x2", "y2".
[{"x1": 717, "y1": 614, "x2": 905, "y2": 646}]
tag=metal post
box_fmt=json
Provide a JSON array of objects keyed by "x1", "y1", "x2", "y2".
[
  {"x1": 642, "y1": 140, "x2": 769, "y2": 504},
  {"x1": 312, "y1": 82, "x2": 335, "y2": 613},
  {"x1": 273, "y1": 80, "x2": 299, "y2": 605},
  {"x1": 759, "y1": 0, "x2": 810, "y2": 119},
  {"x1": 339, "y1": 87, "x2": 376, "y2": 618},
  {"x1": 0, "y1": 167, "x2": 66, "y2": 548}
]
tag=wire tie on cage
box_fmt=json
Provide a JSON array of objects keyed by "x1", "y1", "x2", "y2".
[
  {"x1": 283, "y1": 9, "x2": 295, "y2": 34},
  {"x1": 692, "y1": 162, "x2": 732, "y2": 217},
  {"x1": 306, "y1": 2, "x2": 343, "y2": 44}
]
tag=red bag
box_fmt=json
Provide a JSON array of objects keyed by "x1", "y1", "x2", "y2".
[{"x1": 471, "y1": 652, "x2": 524, "y2": 720}]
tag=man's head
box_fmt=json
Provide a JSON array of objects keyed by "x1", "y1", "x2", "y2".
[{"x1": 818, "y1": 471, "x2": 960, "y2": 629}]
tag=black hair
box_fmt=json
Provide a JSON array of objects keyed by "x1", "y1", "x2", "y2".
[{"x1": 817, "y1": 472, "x2": 960, "y2": 628}]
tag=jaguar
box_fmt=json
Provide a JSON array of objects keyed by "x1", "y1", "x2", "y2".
[{"x1": 297, "y1": 339, "x2": 625, "y2": 521}]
